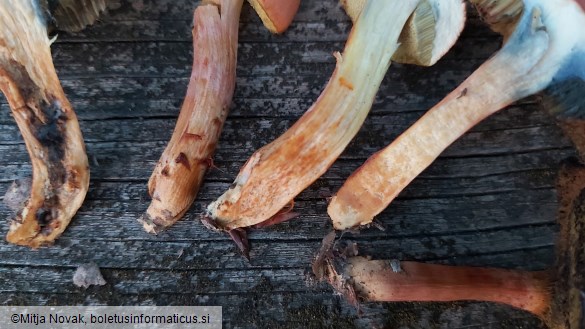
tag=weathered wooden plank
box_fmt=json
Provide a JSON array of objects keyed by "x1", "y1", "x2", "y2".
[
  {"x1": 0, "y1": 267, "x2": 310, "y2": 295},
  {"x1": 0, "y1": 255, "x2": 552, "y2": 329},
  {"x1": 37, "y1": 71, "x2": 465, "y2": 103},
  {"x1": 0, "y1": 188, "x2": 558, "y2": 243},
  {"x1": 103, "y1": 0, "x2": 351, "y2": 25},
  {"x1": 0, "y1": 109, "x2": 563, "y2": 144},
  {"x1": 0, "y1": 111, "x2": 571, "y2": 158},
  {"x1": 356, "y1": 303, "x2": 545, "y2": 329},
  {"x1": 0, "y1": 245, "x2": 554, "y2": 297},
  {"x1": 76, "y1": 169, "x2": 556, "y2": 200},
  {"x1": 0, "y1": 224, "x2": 554, "y2": 270},
  {"x1": 100, "y1": 0, "x2": 484, "y2": 25},
  {"x1": 47, "y1": 39, "x2": 499, "y2": 79},
  {"x1": 0, "y1": 38, "x2": 516, "y2": 123},
  {"x1": 0, "y1": 1, "x2": 568, "y2": 328},
  {"x1": 0, "y1": 291, "x2": 364, "y2": 328},
  {"x1": 0, "y1": 146, "x2": 572, "y2": 185},
  {"x1": 0, "y1": 93, "x2": 541, "y2": 125},
  {"x1": 0, "y1": 245, "x2": 554, "y2": 296},
  {"x1": 0, "y1": 158, "x2": 565, "y2": 200},
  {"x1": 0, "y1": 291, "x2": 545, "y2": 329},
  {"x1": 56, "y1": 20, "x2": 353, "y2": 43}
]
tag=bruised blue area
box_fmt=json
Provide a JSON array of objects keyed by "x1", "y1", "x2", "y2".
[
  {"x1": 541, "y1": 7, "x2": 585, "y2": 118},
  {"x1": 548, "y1": 51, "x2": 585, "y2": 119},
  {"x1": 31, "y1": 0, "x2": 49, "y2": 28},
  {"x1": 32, "y1": 0, "x2": 62, "y2": 32},
  {"x1": 504, "y1": 5, "x2": 543, "y2": 52},
  {"x1": 543, "y1": 78, "x2": 585, "y2": 119},
  {"x1": 493, "y1": 3, "x2": 551, "y2": 98},
  {"x1": 553, "y1": 49, "x2": 585, "y2": 83},
  {"x1": 512, "y1": 2, "x2": 585, "y2": 118}
]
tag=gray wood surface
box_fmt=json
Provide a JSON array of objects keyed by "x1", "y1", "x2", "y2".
[{"x1": 0, "y1": 1, "x2": 573, "y2": 328}]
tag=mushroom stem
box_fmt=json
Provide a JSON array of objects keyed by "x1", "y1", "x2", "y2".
[
  {"x1": 321, "y1": 159, "x2": 585, "y2": 327},
  {"x1": 329, "y1": 1, "x2": 585, "y2": 230},
  {"x1": 0, "y1": 0, "x2": 90, "y2": 247},
  {"x1": 325, "y1": 257, "x2": 551, "y2": 319},
  {"x1": 205, "y1": 0, "x2": 422, "y2": 230},
  {"x1": 139, "y1": 0, "x2": 243, "y2": 233}
]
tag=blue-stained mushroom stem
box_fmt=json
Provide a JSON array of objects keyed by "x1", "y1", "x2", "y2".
[{"x1": 328, "y1": 0, "x2": 585, "y2": 230}]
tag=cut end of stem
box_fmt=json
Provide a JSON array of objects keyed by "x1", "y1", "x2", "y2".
[{"x1": 137, "y1": 211, "x2": 178, "y2": 235}]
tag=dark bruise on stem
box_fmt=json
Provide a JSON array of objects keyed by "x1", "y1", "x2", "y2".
[{"x1": 0, "y1": 60, "x2": 82, "y2": 243}]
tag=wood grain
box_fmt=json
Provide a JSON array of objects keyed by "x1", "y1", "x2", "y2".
[{"x1": 0, "y1": 1, "x2": 568, "y2": 328}]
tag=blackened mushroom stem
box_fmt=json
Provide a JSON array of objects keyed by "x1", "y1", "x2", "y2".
[{"x1": 0, "y1": 0, "x2": 104, "y2": 247}]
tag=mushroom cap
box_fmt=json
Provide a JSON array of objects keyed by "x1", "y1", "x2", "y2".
[
  {"x1": 340, "y1": 0, "x2": 466, "y2": 66},
  {"x1": 248, "y1": 0, "x2": 300, "y2": 34},
  {"x1": 40, "y1": 0, "x2": 107, "y2": 33}
]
